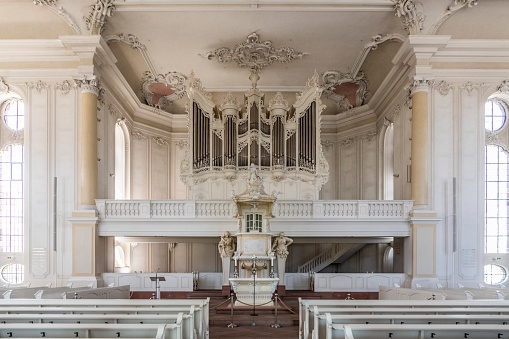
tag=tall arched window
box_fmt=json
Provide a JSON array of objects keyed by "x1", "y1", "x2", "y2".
[
  {"x1": 485, "y1": 145, "x2": 509, "y2": 253},
  {"x1": 115, "y1": 122, "x2": 126, "y2": 199},
  {"x1": 383, "y1": 123, "x2": 394, "y2": 200}
]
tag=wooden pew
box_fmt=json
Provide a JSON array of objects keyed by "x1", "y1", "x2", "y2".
[
  {"x1": 299, "y1": 298, "x2": 509, "y2": 339},
  {"x1": 327, "y1": 323, "x2": 509, "y2": 339},
  {"x1": 0, "y1": 322, "x2": 181, "y2": 338},
  {"x1": 0, "y1": 298, "x2": 209, "y2": 339}
]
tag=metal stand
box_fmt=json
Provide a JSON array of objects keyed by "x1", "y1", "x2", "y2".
[
  {"x1": 270, "y1": 293, "x2": 281, "y2": 328},
  {"x1": 251, "y1": 255, "x2": 258, "y2": 317},
  {"x1": 227, "y1": 291, "x2": 238, "y2": 328}
]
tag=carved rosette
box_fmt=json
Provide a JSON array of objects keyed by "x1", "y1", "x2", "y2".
[
  {"x1": 203, "y1": 32, "x2": 309, "y2": 71},
  {"x1": 393, "y1": 0, "x2": 425, "y2": 34}
]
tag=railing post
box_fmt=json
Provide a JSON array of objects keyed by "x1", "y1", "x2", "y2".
[
  {"x1": 227, "y1": 291, "x2": 237, "y2": 328},
  {"x1": 271, "y1": 293, "x2": 281, "y2": 328}
]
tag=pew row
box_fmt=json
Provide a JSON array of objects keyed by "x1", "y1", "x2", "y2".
[{"x1": 299, "y1": 298, "x2": 509, "y2": 339}]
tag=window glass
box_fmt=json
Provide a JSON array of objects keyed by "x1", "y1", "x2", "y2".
[
  {"x1": 3, "y1": 100, "x2": 24, "y2": 131},
  {"x1": 485, "y1": 100, "x2": 506, "y2": 132},
  {"x1": 485, "y1": 145, "x2": 509, "y2": 253},
  {"x1": 0, "y1": 145, "x2": 24, "y2": 253},
  {"x1": 484, "y1": 264, "x2": 507, "y2": 285},
  {"x1": 1, "y1": 264, "x2": 24, "y2": 284}
]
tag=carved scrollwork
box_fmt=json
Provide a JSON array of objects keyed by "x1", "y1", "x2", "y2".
[
  {"x1": 460, "y1": 82, "x2": 484, "y2": 96},
  {"x1": 203, "y1": 32, "x2": 309, "y2": 71},
  {"x1": 55, "y1": 80, "x2": 76, "y2": 95},
  {"x1": 0, "y1": 78, "x2": 9, "y2": 94},
  {"x1": 393, "y1": 0, "x2": 425, "y2": 34},
  {"x1": 84, "y1": 0, "x2": 122, "y2": 34},
  {"x1": 429, "y1": 0, "x2": 478, "y2": 35},
  {"x1": 431, "y1": 80, "x2": 454, "y2": 96},
  {"x1": 131, "y1": 130, "x2": 147, "y2": 140},
  {"x1": 322, "y1": 70, "x2": 369, "y2": 110},
  {"x1": 152, "y1": 137, "x2": 168, "y2": 148},
  {"x1": 26, "y1": 80, "x2": 48, "y2": 92},
  {"x1": 105, "y1": 33, "x2": 145, "y2": 50},
  {"x1": 141, "y1": 71, "x2": 187, "y2": 109},
  {"x1": 33, "y1": 0, "x2": 81, "y2": 34}
]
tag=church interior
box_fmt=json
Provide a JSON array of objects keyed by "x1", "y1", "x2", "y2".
[{"x1": 1, "y1": 0, "x2": 509, "y2": 337}]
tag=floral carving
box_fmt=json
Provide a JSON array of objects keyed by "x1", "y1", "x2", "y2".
[
  {"x1": 431, "y1": 80, "x2": 454, "y2": 96},
  {"x1": 152, "y1": 137, "x2": 168, "y2": 148},
  {"x1": 203, "y1": 32, "x2": 309, "y2": 71},
  {"x1": 131, "y1": 130, "x2": 147, "y2": 140},
  {"x1": 26, "y1": 80, "x2": 48, "y2": 92},
  {"x1": 393, "y1": 0, "x2": 425, "y2": 34},
  {"x1": 460, "y1": 82, "x2": 484, "y2": 96},
  {"x1": 176, "y1": 140, "x2": 188, "y2": 150},
  {"x1": 84, "y1": 0, "x2": 123, "y2": 34},
  {"x1": 55, "y1": 80, "x2": 76, "y2": 95}
]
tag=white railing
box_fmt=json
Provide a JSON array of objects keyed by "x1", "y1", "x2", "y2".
[{"x1": 96, "y1": 199, "x2": 413, "y2": 220}]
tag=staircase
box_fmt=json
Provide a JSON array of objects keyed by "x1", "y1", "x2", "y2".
[{"x1": 297, "y1": 243, "x2": 363, "y2": 273}]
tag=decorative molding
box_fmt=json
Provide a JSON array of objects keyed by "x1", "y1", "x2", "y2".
[
  {"x1": 497, "y1": 80, "x2": 509, "y2": 93},
  {"x1": 74, "y1": 77, "x2": 101, "y2": 96},
  {"x1": 431, "y1": 80, "x2": 453, "y2": 96},
  {"x1": 141, "y1": 71, "x2": 187, "y2": 109},
  {"x1": 321, "y1": 140, "x2": 334, "y2": 148},
  {"x1": 131, "y1": 130, "x2": 147, "y2": 140},
  {"x1": 84, "y1": 0, "x2": 123, "y2": 34},
  {"x1": 33, "y1": 0, "x2": 81, "y2": 35},
  {"x1": 486, "y1": 131, "x2": 499, "y2": 144},
  {"x1": 55, "y1": 80, "x2": 76, "y2": 95},
  {"x1": 152, "y1": 137, "x2": 169, "y2": 148},
  {"x1": 187, "y1": 71, "x2": 212, "y2": 101},
  {"x1": 220, "y1": 92, "x2": 241, "y2": 110},
  {"x1": 105, "y1": 33, "x2": 145, "y2": 50},
  {"x1": 429, "y1": 0, "x2": 478, "y2": 35},
  {"x1": 0, "y1": 78, "x2": 9, "y2": 94},
  {"x1": 393, "y1": 0, "x2": 425, "y2": 34},
  {"x1": 460, "y1": 82, "x2": 484, "y2": 96},
  {"x1": 26, "y1": 80, "x2": 49, "y2": 92},
  {"x1": 322, "y1": 70, "x2": 369, "y2": 110},
  {"x1": 268, "y1": 92, "x2": 289, "y2": 112},
  {"x1": 8, "y1": 130, "x2": 24, "y2": 145},
  {"x1": 176, "y1": 140, "x2": 188, "y2": 150},
  {"x1": 410, "y1": 79, "x2": 431, "y2": 96},
  {"x1": 203, "y1": 32, "x2": 309, "y2": 71},
  {"x1": 351, "y1": 33, "x2": 405, "y2": 77},
  {"x1": 338, "y1": 130, "x2": 377, "y2": 147}
]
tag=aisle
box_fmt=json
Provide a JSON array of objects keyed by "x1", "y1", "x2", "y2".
[{"x1": 208, "y1": 297, "x2": 299, "y2": 338}]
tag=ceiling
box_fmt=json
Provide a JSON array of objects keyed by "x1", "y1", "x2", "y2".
[{"x1": 3, "y1": 0, "x2": 509, "y2": 117}]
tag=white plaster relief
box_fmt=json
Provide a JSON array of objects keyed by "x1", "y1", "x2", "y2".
[
  {"x1": 176, "y1": 140, "x2": 188, "y2": 150},
  {"x1": 410, "y1": 79, "x2": 431, "y2": 96},
  {"x1": 431, "y1": 80, "x2": 453, "y2": 96},
  {"x1": 55, "y1": 80, "x2": 76, "y2": 95},
  {"x1": 84, "y1": 0, "x2": 123, "y2": 34},
  {"x1": 0, "y1": 78, "x2": 9, "y2": 94},
  {"x1": 497, "y1": 80, "x2": 509, "y2": 93},
  {"x1": 152, "y1": 137, "x2": 168, "y2": 148},
  {"x1": 460, "y1": 82, "x2": 484, "y2": 96},
  {"x1": 203, "y1": 32, "x2": 309, "y2": 71},
  {"x1": 322, "y1": 71, "x2": 369, "y2": 110},
  {"x1": 429, "y1": 0, "x2": 478, "y2": 35},
  {"x1": 33, "y1": 0, "x2": 81, "y2": 35},
  {"x1": 105, "y1": 33, "x2": 158, "y2": 77},
  {"x1": 26, "y1": 80, "x2": 48, "y2": 92},
  {"x1": 74, "y1": 77, "x2": 101, "y2": 96},
  {"x1": 393, "y1": 0, "x2": 425, "y2": 34},
  {"x1": 131, "y1": 130, "x2": 147, "y2": 140}
]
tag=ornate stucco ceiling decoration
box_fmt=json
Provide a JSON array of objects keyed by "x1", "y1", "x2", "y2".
[
  {"x1": 85, "y1": 0, "x2": 124, "y2": 34},
  {"x1": 202, "y1": 32, "x2": 309, "y2": 72},
  {"x1": 429, "y1": 0, "x2": 478, "y2": 35},
  {"x1": 322, "y1": 71, "x2": 369, "y2": 111},
  {"x1": 33, "y1": 0, "x2": 81, "y2": 34},
  {"x1": 141, "y1": 71, "x2": 187, "y2": 109},
  {"x1": 393, "y1": 0, "x2": 425, "y2": 34}
]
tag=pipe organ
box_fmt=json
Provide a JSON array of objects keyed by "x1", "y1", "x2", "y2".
[{"x1": 182, "y1": 71, "x2": 329, "y2": 200}]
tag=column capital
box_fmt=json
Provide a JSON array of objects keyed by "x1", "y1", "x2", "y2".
[
  {"x1": 410, "y1": 79, "x2": 432, "y2": 96},
  {"x1": 74, "y1": 77, "x2": 101, "y2": 96}
]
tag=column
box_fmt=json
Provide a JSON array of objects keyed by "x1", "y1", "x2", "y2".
[
  {"x1": 407, "y1": 79, "x2": 438, "y2": 286},
  {"x1": 77, "y1": 78, "x2": 100, "y2": 209},
  {"x1": 70, "y1": 78, "x2": 103, "y2": 284}
]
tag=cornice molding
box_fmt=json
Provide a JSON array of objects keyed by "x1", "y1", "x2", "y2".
[
  {"x1": 393, "y1": 0, "x2": 425, "y2": 35},
  {"x1": 428, "y1": 0, "x2": 478, "y2": 35},
  {"x1": 33, "y1": 0, "x2": 82, "y2": 35}
]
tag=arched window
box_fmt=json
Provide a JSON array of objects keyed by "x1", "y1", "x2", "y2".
[
  {"x1": 115, "y1": 122, "x2": 127, "y2": 199},
  {"x1": 383, "y1": 123, "x2": 394, "y2": 200},
  {"x1": 485, "y1": 145, "x2": 509, "y2": 253}
]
